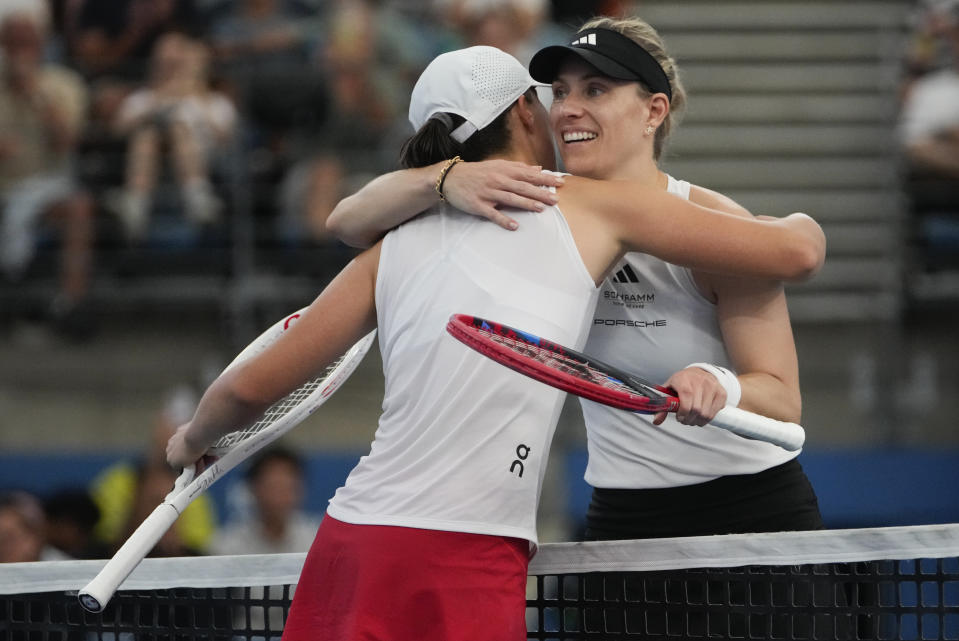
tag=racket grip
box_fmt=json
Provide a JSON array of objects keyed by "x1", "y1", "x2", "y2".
[
  {"x1": 710, "y1": 406, "x2": 805, "y2": 452},
  {"x1": 78, "y1": 503, "x2": 180, "y2": 613}
]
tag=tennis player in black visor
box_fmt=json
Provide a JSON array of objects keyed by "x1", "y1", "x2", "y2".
[{"x1": 530, "y1": 17, "x2": 826, "y2": 546}]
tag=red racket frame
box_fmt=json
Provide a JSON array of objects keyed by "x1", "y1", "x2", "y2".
[{"x1": 446, "y1": 313, "x2": 678, "y2": 414}]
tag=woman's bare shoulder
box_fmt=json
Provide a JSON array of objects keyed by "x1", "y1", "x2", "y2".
[{"x1": 687, "y1": 184, "x2": 752, "y2": 218}]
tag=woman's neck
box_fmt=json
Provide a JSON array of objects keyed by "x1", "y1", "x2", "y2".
[
  {"x1": 605, "y1": 153, "x2": 664, "y2": 186},
  {"x1": 497, "y1": 137, "x2": 544, "y2": 168}
]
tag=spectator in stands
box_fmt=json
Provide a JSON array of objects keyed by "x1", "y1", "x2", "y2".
[
  {"x1": 212, "y1": 446, "x2": 319, "y2": 635},
  {"x1": 899, "y1": 0, "x2": 959, "y2": 276},
  {"x1": 0, "y1": 490, "x2": 68, "y2": 562},
  {"x1": 274, "y1": 0, "x2": 410, "y2": 245},
  {"x1": 208, "y1": 0, "x2": 324, "y2": 151},
  {"x1": 106, "y1": 31, "x2": 236, "y2": 242},
  {"x1": 902, "y1": 0, "x2": 959, "y2": 85},
  {"x1": 437, "y1": 0, "x2": 568, "y2": 65},
  {"x1": 207, "y1": 0, "x2": 315, "y2": 76},
  {"x1": 0, "y1": 8, "x2": 96, "y2": 339},
  {"x1": 62, "y1": 0, "x2": 201, "y2": 79},
  {"x1": 43, "y1": 488, "x2": 110, "y2": 559},
  {"x1": 211, "y1": 447, "x2": 321, "y2": 555},
  {"x1": 550, "y1": 0, "x2": 630, "y2": 27},
  {"x1": 60, "y1": 0, "x2": 204, "y2": 134},
  {"x1": 90, "y1": 384, "x2": 216, "y2": 555},
  {"x1": 899, "y1": 1, "x2": 959, "y2": 184}
]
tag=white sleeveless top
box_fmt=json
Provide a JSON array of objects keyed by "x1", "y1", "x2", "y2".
[
  {"x1": 581, "y1": 175, "x2": 795, "y2": 489},
  {"x1": 327, "y1": 175, "x2": 598, "y2": 544}
]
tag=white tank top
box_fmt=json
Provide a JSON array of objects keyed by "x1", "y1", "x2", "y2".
[
  {"x1": 327, "y1": 176, "x2": 598, "y2": 544},
  {"x1": 581, "y1": 175, "x2": 795, "y2": 489}
]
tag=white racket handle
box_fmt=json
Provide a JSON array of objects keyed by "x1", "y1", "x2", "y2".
[
  {"x1": 710, "y1": 406, "x2": 805, "y2": 451},
  {"x1": 77, "y1": 502, "x2": 180, "y2": 613}
]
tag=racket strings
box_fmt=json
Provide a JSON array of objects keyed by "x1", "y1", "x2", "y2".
[
  {"x1": 210, "y1": 380, "x2": 321, "y2": 451},
  {"x1": 209, "y1": 348, "x2": 352, "y2": 452},
  {"x1": 481, "y1": 329, "x2": 639, "y2": 396}
]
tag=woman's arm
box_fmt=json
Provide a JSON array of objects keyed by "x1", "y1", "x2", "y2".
[
  {"x1": 714, "y1": 278, "x2": 802, "y2": 423},
  {"x1": 690, "y1": 187, "x2": 802, "y2": 422},
  {"x1": 564, "y1": 177, "x2": 826, "y2": 283},
  {"x1": 166, "y1": 245, "x2": 380, "y2": 468},
  {"x1": 326, "y1": 160, "x2": 565, "y2": 248},
  {"x1": 649, "y1": 187, "x2": 804, "y2": 427},
  {"x1": 651, "y1": 279, "x2": 800, "y2": 427}
]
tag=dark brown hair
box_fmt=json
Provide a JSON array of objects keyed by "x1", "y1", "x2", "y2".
[{"x1": 399, "y1": 88, "x2": 537, "y2": 168}]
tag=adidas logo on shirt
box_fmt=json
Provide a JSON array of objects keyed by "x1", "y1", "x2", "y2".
[{"x1": 612, "y1": 264, "x2": 640, "y2": 284}]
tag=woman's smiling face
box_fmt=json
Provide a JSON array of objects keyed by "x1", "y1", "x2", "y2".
[{"x1": 549, "y1": 57, "x2": 656, "y2": 181}]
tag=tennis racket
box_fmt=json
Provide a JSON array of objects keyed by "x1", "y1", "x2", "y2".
[
  {"x1": 446, "y1": 313, "x2": 804, "y2": 451},
  {"x1": 78, "y1": 310, "x2": 377, "y2": 613}
]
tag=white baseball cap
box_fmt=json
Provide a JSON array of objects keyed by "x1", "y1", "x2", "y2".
[{"x1": 408, "y1": 45, "x2": 546, "y2": 143}]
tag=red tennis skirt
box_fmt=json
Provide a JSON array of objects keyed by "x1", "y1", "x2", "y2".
[{"x1": 281, "y1": 515, "x2": 530, "y2": 641}]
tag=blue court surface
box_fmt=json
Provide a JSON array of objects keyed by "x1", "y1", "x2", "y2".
[{"x1": 2, "y1": 448, "x2": 957, "y2": 530}]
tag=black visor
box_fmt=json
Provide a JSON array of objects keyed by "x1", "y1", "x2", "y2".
[{"x1": 529, "y1": 28, "x2": 672, "y2": 100}]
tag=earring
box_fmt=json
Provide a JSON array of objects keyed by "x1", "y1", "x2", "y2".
[{"x1": 645, "y1": 125, "x2": 655, "y2": 135}]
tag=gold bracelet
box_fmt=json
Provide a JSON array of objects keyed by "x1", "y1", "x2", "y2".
[{"x1": 434, "y1": 156, "x2": 462, "y2": 201}]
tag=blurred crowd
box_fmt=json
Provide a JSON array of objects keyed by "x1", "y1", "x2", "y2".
[
  {"x1": 4, "y1": 0, "x2": 953, "y2": 344},
  {"x1": 0, "y1": 443, "x2": 320, "y2": 563},
  {"x1": 0, "y1": 382, "x2": 320, "y2": 562},
  {"x1": 0, "y1": 0, "x2": 629, "y2": 342}
]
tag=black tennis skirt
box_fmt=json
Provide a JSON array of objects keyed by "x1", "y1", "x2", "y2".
[{"x1": 584, "y1": 458, "x2": 824, "y2": 541}]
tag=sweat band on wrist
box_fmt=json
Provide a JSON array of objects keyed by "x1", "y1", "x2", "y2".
[{"x1": 687, "y1": 362, "x2": 742, "y2": 408}]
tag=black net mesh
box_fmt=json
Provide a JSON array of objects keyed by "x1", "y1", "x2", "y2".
[
  {"x1": 525, "y1": 558, "x2": 959, "y2": 639},
  {"x1": 2, "y1": 585, "x2": 292, "y2": 641},
  {"x1": 2, "y1": 556, "x2": 957, "y2": 640}
]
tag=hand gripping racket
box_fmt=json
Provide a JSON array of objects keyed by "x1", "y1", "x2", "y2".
[
  {"x1": 78, "y1": 310, "x2": 376, "y2": 613},
  {"x1": 446, "y1": 313, "x2": 804, "y2": 451}
]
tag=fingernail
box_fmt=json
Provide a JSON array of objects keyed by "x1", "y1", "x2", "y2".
[{"x1": 508, "y1": 221, "x2": 518, "y2": 230}]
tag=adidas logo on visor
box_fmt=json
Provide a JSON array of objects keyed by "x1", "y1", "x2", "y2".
[{"x1": 572, "y1": 33, "x2": 597, "y2": 46}]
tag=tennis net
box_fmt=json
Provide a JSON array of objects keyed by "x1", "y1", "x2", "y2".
[{"x1": 2, "y1": 523, "x2": 958, "y2": 640}]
